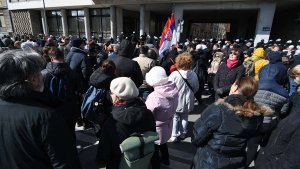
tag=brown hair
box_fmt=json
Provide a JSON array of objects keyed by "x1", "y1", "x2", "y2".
[
  {"x1": 234, "y1": 77, "x2": 268, "y2": 117},
  {"x1": 101, "y1": 60, "x2": 116, "y2": 76},
  {"x1": 175, "y1": 52, "x2": 193, "y2": 70}
]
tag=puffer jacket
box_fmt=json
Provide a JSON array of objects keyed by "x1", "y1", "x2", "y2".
[
  {"x1": 169, "y1": 69, "x2": 199, "y2": 113},
  {"x1": 255, "y1": 90, "x2": 288, "y2": 117},
  {"x1": 260, "y1": 51, "x2": 288, "y2": 85},
  {"x1": 191, "y1": 94, "x2": 272, "y2": 169},
  {"x1": 145, "y1": 81, "x2": 179, "y2": 145}
]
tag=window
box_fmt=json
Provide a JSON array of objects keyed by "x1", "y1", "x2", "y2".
[
  {"x1": 47, "y1": 11, "x2": 62, "y2": 36},
  {"x1": 90, "y1": 8, "x2": 110, "y2": 40},
  {"x1": 67, "y1": 9, "x2": 85, "y2": 38},
  {"x1": 0, "y1": 11, "x2": 6, "y2": 28}
]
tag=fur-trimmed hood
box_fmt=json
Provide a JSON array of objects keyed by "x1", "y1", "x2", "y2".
[{"x1": 215, "y1": 97, "x2": 274, "y2": 117}]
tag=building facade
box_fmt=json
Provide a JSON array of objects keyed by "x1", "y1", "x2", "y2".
[
  {"x1": 0, "y1": 0, "x2": 13, "y2": 36},
  {"x1": 6, "y1": 0, "x2": 300, "y2": 44}
]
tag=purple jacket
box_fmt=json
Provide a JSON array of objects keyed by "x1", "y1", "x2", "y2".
[{"x1": 146, "y1": 81, "x2": 179, "y2": 145}]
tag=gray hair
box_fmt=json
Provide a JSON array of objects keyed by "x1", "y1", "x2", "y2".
[{"x1": 0, "y1": 50, "x2": 45, "y2": 99}]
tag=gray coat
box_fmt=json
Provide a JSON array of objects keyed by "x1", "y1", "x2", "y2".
[{"x1": 254, "y1": 90, "x2": 288, "y2": 122}]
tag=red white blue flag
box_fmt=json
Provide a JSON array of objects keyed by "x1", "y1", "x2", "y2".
[{"x1": 159, "y1": 14, "x2": 177, "y2": 58}]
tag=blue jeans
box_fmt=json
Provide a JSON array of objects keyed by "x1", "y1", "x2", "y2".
[{"x1": 172, "y1": 112, "x2": 189, "y2": 137}]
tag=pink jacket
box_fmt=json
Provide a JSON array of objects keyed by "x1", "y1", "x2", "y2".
[{"x1": 145, "y1": 81, "x2": 179, "y2": 145}]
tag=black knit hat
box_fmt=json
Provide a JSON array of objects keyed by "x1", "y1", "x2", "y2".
[{"x1": 72, "y1": 38, "x2": 84, "y2": 48}]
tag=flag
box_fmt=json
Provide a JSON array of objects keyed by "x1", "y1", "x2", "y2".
[{"x1": 159, "y1": 14, "x2": 177, "y2": 58}]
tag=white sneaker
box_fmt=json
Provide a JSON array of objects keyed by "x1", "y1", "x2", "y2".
[{"x1": 168, "y1": 136, "x2": 178, "y2": 142}]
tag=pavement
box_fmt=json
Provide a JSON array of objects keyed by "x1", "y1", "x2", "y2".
[{"x1": 76, "y1": 90, "x2": 215, "y2": 169}]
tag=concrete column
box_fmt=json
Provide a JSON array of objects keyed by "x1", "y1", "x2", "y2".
[
  {"x1": 61, "y1": 9, "x2": 68, "y2": 37},
  {"x1": 41, "y1": 9, "x2": 49, "y2": 35},
  {"x1": 110, "y1": 6, "x2": 117, "y2": 39},
  {"x1": 116, "y1": 7, "x2": 123, "y2": 36},
  {"x1": 144, "y1": 10, "x2": 150, "y2": 35},
  {"x1": 139, "y1": 4, "x2": 145, "y2": 36},
  {"x1": 173, "y1": 5, "x2": 183, "y2": 42},
  {"x1": 84, "y1": 8, "x2": 91, "y2": 41},
  {"x1": 254, "y1": 2, "x2": 276, "y2": 46}
]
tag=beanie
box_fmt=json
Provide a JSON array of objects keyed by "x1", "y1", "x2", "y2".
[
  {"x1": 146, "y1": 66, "x2": 169, "y2": 87},
  {"x1": 110, "y1": 77, "x2": 139, "y2": 100},
  {"x1": 72, "y1": 38, "x2": 84, "y2": 48}
]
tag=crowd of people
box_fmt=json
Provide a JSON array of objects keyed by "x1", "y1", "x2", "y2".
[{"x1": 0, "y1": 32, "x2": 300, "y2": 169}]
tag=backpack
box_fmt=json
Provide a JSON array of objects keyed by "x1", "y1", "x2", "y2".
[
  {"x1": 243, "y1": 57, "x2": 261, "y2": 77},
  {"x1": 47, "y1": 72, "x2": 73, "y2": 100},
  {"x1": 119, "y1": 131, "x2": 159, "y2": 169},
  {"x1": 81, "y1": 86, "x2": 107, "y2": 124}
]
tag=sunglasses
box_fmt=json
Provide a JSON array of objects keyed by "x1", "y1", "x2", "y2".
[{"x1": 230, "y1": 51, "x2": 239, "y2": 55}]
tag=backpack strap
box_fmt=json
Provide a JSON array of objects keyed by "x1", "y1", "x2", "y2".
[
  {"x1": 130, "y1": 132, "x2": 145, "y2": 158},
  {"x1": 170, "y1": 58, "x2": 195, "y2": 92}
]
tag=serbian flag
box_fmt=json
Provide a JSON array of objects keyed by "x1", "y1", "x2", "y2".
[{"x1": 159, "y1": 14, "x2": 177, "y2": 58}]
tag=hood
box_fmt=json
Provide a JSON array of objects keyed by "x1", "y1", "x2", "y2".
[
  {"x1": 267, "y1": 51, "x2": 282, "y2": 64},
  {"x1": 45, "y1": 62, "x2": 70, "y2": 76},
  {"x1": 154, "y1": 81, "x2": 178, "y2": 98},
  {"x1": 216, "y1": 94, "x2": 273, "y2": 117},
  {"x1": 118, "y1": 39, "x2": 134, "y2": 58},
  {"x1": 258, "y1": 64, "x2": 287, "y2": 85},
  {"x1": 70, "y1": 47, "x2": 87, "y2": 54},
  {"x1": 252, "y1": 48, "x2": 265, "y2": 59},
  {"x1": 89, "y1": 69, "x2": 114, "y2": 89}
]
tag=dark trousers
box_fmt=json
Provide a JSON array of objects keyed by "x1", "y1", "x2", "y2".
[
  {"x1": 246, "y1": 135, "x2": 262, "y2": 167},
  {"x1": 151, "y1": 143, "x2": 169, "y2": 169}
]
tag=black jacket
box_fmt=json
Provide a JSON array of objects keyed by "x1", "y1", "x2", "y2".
[
  {"x1": 41, "y1": 62, "x2": 80, "y2": 130},
  {"x1": 255, "y1": 93, "x2": 300, "y2": 169},
  {"x1": 192, "y1": 95, "x2": 270, "y2": 169},
  {"x1": 213, "y1": 61, "x2": 245, "y2": 98},
  {"x1": 89, "y1": 69, "x2": 114, "y2": 127},
  {"x1": 113, "y1": 55, "x2": 143, "y2": 87},
  {"x1": 97, "y1": 98, "x2": 155, "y2": 169},
  {"x1": 66, "y1": 47, "x2": 92, "y2": 92},
  {"x1": 0, "y1": 91, "x2": 82, "y2": 169}
]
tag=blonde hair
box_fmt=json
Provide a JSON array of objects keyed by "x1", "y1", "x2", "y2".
[
  {"x1": 289, "y1": 65, "x2": 300, "y2": 78},
  {"x1": 175, "y1": 52, "x2": 193, "y2": 70}
]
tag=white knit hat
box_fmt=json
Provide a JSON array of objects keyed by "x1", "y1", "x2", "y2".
[
  {"x1": 146, "y1": 66, "x2": 169, "y2": 87},
  {"x1": 110, "y1": 77, "x2": 139, "y2": 100}
]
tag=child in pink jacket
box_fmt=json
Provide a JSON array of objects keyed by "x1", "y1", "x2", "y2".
[{"x1": 145, "y1": 66, "x2": 179, "y2": 167}]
